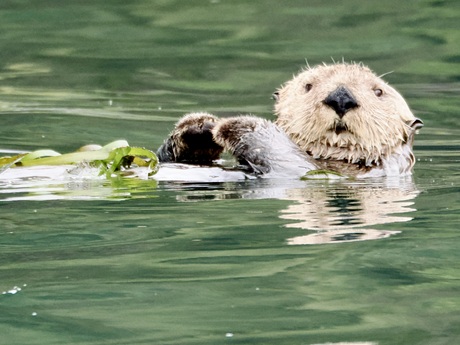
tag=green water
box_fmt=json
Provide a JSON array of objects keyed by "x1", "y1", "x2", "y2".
[{"x1": 1, "y1": 1, "x2": 459, "y2": 344}]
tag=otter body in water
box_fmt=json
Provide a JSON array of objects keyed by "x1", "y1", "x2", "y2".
[{"x1": 157, "y1": 63, "x2": 423, "y2": 178}]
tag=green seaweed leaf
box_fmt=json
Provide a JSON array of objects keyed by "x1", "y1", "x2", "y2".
[
  {"x1": 0, "y1": 140, "x2": 159, "y2": 178},
  {"x1": 97, "y1": 146, "x2": 159, "y2": 178},
  {"x1": 301, "y1": 169, "x2": 344, "y2": 180}
]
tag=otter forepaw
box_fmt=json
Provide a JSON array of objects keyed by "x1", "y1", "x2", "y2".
[
  {"x1": 212, "y1": 116, "x2": 273, "y2": 174},
  {"x1": 213, "y1": 116, "x2": 317, "y2": 176},
  {"x1": 157, "y1": 112, "x2": 224, "y2": 164}
]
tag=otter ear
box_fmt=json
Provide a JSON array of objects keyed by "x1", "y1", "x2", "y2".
[
  {"x1": 408, "y1": 118, "x2": 424, "y2": 130},
  {"x1": 272, "y1": 91, "x2": 280, "y2": 102}
]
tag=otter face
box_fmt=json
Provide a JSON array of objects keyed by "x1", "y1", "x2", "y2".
[{"x1": 274, "y1": 63, "x2": 422, "y2": 166}]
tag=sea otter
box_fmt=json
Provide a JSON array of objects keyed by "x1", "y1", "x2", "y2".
[{"x1": 157, "y1": 62, "x2": 423, "y2": 178}]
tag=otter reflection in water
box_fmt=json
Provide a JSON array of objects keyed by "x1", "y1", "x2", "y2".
[
  {"x1": 280, "y1": 178, "x2": 418, "y2": 245},
  {"x1": 174, "y1": 176, "x2": 419, "y2": 245}
]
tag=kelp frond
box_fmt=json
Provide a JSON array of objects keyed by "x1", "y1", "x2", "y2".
[{"x1": 0, "y1": 140, "x2": 159, "y2": 178}]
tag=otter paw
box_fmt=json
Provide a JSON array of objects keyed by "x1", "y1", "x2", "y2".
[
  {"x1": 157, "y1": 112, "x2": 224, "y2": 164},
  {"x1": 213, "y1": 116, "x2": 317, "y2": 176},
  {"x1": 212, "y1": 116, "x2": 272, "y2": 174}
]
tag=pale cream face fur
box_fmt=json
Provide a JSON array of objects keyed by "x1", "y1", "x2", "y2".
[{"x1": 274, "y1": 63, "x2": 418, "y2": 166}]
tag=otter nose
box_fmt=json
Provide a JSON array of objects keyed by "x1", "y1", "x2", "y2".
[{"x1": 323, "y1": 86, "x2": 358, "y2": 118}]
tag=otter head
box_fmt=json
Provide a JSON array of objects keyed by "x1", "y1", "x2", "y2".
[{"x1": 274, "y1": 63, "x2": 423, "y2": 167}]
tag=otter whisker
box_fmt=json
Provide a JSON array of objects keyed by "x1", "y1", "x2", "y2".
[{"x1": 379, "y1": 71, "x2": 394, "y2": 78}]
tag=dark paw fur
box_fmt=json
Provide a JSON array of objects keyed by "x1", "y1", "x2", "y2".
[
  {"x1": 212, "y1": 116, "x2": 272, "y2": 174},
  {"x1": 212, "y1": 116, "x2": 316, "y2": 176},
  {"x1": 157, "y1": 112, "x2": 224, "y2": 164}
]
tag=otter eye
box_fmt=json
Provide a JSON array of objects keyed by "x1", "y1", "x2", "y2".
[
  {"x1": 374, "y1": 88, "x2": 383, "y2": 97},
  {"x1": 305, "y1": 83, "x2": 313, "y2": 92}
]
